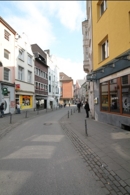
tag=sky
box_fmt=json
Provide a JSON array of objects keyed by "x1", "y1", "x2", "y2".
[{"x1": 0, "y1": 1, "x2": 86, "y2": 83}]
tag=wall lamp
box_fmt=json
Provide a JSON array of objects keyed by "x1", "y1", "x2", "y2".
[{"x1": 110, "y1": 63, "x2": 115, "y2": 68}]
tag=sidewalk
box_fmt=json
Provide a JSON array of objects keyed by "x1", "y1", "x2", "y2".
[
  {"x1": 61, "y1": 107, "x2": 130, "y2": 194},
  {"x1": 0, "y1": 108, "x2": 58, "y2": 139}
]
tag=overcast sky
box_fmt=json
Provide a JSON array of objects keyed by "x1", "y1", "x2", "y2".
[{"x1": 1, "y1": 1, "x2": 86, "y2": 83}]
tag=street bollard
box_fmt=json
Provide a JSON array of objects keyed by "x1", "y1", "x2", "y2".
[
  {"x1": 46, "y1": 108, "x2": 47, "y2": 112},
  {"x1": 25, "y1": 111, "x2": 28, "y2": 118},
  {"x1": 74, "y1": 108, "x2": 75, "y2": 113},
  {"x1": 37, "y1": 109, "x2": 39, "y2": 115},
  {"x1": 68, "y1": 111, "x2": 69, "y2": 118},
  {"x1": 85, "y1": 119, "x2": 88, "y2": 136},
  {"x1": 71, "y1": 109, "x2": 72, "y2": 115},
  {"x1": 10, "y1": 113, "x2": 12, "y2": 124}
]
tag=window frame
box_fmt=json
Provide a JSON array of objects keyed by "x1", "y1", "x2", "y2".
[
  {"x1": 4, "y1": 49, "x2": 10, "y2": 60},
  {"x1": 4, "y1": 68, "x2": 10, "y2": 81}
]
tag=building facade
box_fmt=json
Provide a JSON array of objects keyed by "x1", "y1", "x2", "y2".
[
  {"x1": 87, "y1": 1, "x2": 130, "y2": 129},
  {"x1": 15, "y1": 33, "x2": 35, "y2": 111},
  {"x1": 0, "y1": 17, "x2": 16, "y2": 114},
  {"x1": 82, "y1": 1, "x2": 94, "y2": 118},
  {"x1": 45, "y1": 50, "x2": 60, "y2": 109},
  {"x1": 31, "y1": 44, "x2": 48, "y2": 109},
  {"x1": 60, "y1": 72, "x2": 73, "y2": 105}
]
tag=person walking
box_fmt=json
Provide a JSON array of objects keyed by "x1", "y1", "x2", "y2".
[
  {"x1": 16, "y1": 102, "x2": 21, "y2": 114},
  {"x1": 77, "y1": 101, "x2": 81, "y2": 113},
  {"x1": 84, "y1": 100, "x2": 90, "y2": 118},
  {"x1": 0, "y1": 102, "x2": 4, "y2": 118}
]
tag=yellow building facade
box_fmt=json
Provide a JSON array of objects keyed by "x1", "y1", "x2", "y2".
[
  {"x1": 86, "y1": 1, "x2": 130, "y2": 129},
  {"x1": 92, "y1": 1, "x2": 130, "y2": 70}
]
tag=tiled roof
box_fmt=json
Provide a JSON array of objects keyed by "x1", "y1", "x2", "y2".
[{"x1": 60, "y1": 72, "x2": 73, "y2": 81}]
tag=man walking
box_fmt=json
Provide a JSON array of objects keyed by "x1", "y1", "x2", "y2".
[{"x1": 84, "y1": 100, "x2": 90, "y2": 118}]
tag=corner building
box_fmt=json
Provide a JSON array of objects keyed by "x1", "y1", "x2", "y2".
[{"x1": 87, "y1": 1, "x2": 130, "y2": 129}]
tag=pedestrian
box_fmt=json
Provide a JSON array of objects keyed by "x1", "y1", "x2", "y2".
[
  {"x1": 84, "y1": 100, "x2": 90, "y2": 118},
  {"x1": 16, "y1": 102, "x2": 21, "y2": 114},
  {"x1": 0, "y1": 102, "x2": 4, "y2": 117},
  {"x1": 77, "y1": 101, "x2": 81, "y2": 113}
]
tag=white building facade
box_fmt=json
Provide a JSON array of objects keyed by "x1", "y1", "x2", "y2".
[
  {"x1": 82, "y1": 1, "x2": 95, "y2": 118},
  {"x1": 0, "y1": 17, "x2": 16, "y2": 114},
  {"x1": 45, "y1": 50, "x2": 60, "y2": 109},
  {"x1": 15, "y1": 32, "x2": 35, "y2": 111}
]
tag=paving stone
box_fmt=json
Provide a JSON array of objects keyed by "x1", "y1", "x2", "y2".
[
  {"x1": 105, "y1": 183, "x2": 113, "y2": 191},
  {"x1": 118, "y1": 186, "x2": 127, "y2": 194},
  {"x1": 109, "y1": 190, "x2": 118, "y2": 195},
  {"x1": 119, "y1": 180, "x2": 127, "y2": 187},
  {"x1": 125, "y1": 186, "x2": 130, "y2": 194},
  {"x1": 101, "y1": 187, "x2": 110, "y2": 195}
]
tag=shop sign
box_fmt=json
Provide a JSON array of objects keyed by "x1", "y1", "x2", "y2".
[
  {"x1": 2, "y1": 87, "x2": 8, "y2": 95},
  {"x1": 15, "y1": 84, "x2": 20, "y2": 90}
]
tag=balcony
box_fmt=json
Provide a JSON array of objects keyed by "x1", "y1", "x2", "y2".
[
  {"x1": 83, "y1": 38, "x2": 89, "y2": 47},
  {"x1": 83, "y1": 60, "x2": 90, "y2": 73}
]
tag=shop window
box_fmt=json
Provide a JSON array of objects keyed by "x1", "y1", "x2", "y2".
[
  {"x1": 122, "y1": 74, "x2": 130, "y2": 114},
  {"x1": 101, "y1": 81, "x2": 109, "y2": 111},
  {"x1": 22, "y1": 96, "x2": 31, "y2": 106},
  {"x1": 110, "y1": 78, "x2": 120, "y2": 113}
]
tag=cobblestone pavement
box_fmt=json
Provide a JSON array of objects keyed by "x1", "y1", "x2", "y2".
[{"x1": 60, "y1": 109, "x2": 130, "y2": 195}]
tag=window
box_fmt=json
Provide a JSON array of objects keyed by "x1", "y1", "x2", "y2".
[
  {"x1": 18, "y1": 66, "x2": 24, "y2": 81},
  {"x1": 4, "y1": 30, "x2": 10, "y2": 41},
  {"x1": 4, "y1": 68, "x2": 10, "y2": 81},
  {"x1": 100, "y1": 0, "x2": 107, "y2": 16},
  {"x1": 19, "y1": 50, "x2": 24, "y2": 61},
  {"x1": 49, "y1": 84, "x2": 51, "y2": 92},
  {"x1": 101, "y1": 81, "x2": 109, "y2": 111},
  {"x1": 101, "y1": 39, "x2": 109, "y2": 61},
  {"x1": 110, "y1": 78, "x2": 120, "y2": 113},
  {"x1": 4, "y1": 49, "x2": 10, "y2": 59},
  {"x1": 100, "y1": 74, "x2": 130, "y2": 115},
  {"x1": 122, "y1": 74, "x2": 130, "y2": 114},
  {"x1": 28, "y1": 54, "x2": 32, "y2": 65},
  {"x1": 28, "y1": 71, "x2": 32, "y2": 83},
  {"x1": 49, "y1": 76, "x2": 51, "y2": 80}
]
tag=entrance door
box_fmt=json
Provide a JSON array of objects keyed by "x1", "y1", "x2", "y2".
[{"x1": 3, "y1": 97, "x2": 10, "y2": 114}]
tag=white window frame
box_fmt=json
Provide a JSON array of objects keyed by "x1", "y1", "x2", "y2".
[
  {"x1": 4, "y1": 68, "x2": 10, "y2": 81},
  {"x1": 18, "y1": 66, "x2": 24, "y2": 81},
  {"x1": 4, "y1": 49, "x2": 10, "y2": 59},
  {"x1": 19, "y1": 49, "x2": 24, "y2": 61},
  {"x1": 101, "y1": 40, "x2": 109, "y2": 60},
  {"x1": 28, "y1": 70, "x2": 32, "y2": 83},
  {"x1": 27, "y1": 54, "x2": 32, "y2": 66},
  {"x1": 100, "y1": 0, "x2": 107, "y2": 16}
]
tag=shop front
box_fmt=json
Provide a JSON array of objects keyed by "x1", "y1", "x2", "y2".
[
  {"x1": 15, "y1": 94, "x2": 33, "y2": 110},
  {"x1": 35, "y1": 96, "x2": 47, "y2": 110}
]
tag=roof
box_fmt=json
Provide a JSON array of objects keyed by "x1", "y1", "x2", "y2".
[
  {"x1": 60, "y1": 72, "x2": 73, "y2": 81},
  {"x1": 0, "y1": 17, "x2": 16, "y2": 35},
  {"x1": 76, "y1": 79, "x2": 85, "y2": 87}
]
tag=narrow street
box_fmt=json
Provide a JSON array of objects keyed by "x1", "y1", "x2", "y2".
[{"x1": 0, "y1": 108, "x2": 106, "y2": 195}]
